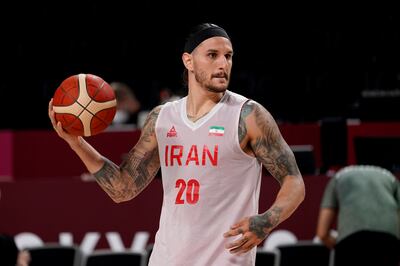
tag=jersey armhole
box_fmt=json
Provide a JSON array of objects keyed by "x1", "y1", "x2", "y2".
[
  {"x1": 233, "y1": 99, "x2": 258, "y2": 161},
  {"x1": 154, "y1": 104, "x2": 167, "y2": 141}
]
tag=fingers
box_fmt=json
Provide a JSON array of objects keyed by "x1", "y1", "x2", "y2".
[
  {"x1": 48, "y1": 98, "x2": 54, "y2": 119},
  {"x1": 225, "y1": 232, "x2": 260, "y2": 255},
  {"x1": 56, "y1": 121, "x2": 63, "y2": 131},
  {"x1": 230, "y1": 222, "x2": 241, "y2": 230},
  {"x1": 225, "y1": 235, "x2": 248, "y2": 249},
  {"x1": 48, "y1": 98, "x2": 53, "y2": 112},
  {"x1": 223, "y1": 217, "x2": 260, "y2": 255},
  {"x1": 225, "y1": 233, "x2": 258, "y2": 255},
  {"x1": 223, "y1": 227, "x2": 243, "y2": 238},
  {"x1": 223, "y1": 220, "x2": 253, "y2": 254},
  {"x1": 48, "y1": 98, "x2": 57, "y2": 127},
  {"x1": 48, "y1": 99, "x2": 80, "y2": 144},
  {"x1": 223, "y1": 220, "x2": 245, "y2": 237},
  {"x1": 48, "y1": 99, "x2": 63, "y2": 134},
  {"x1": 229, "y1": 239, "x2": 255, "y2": 255}
]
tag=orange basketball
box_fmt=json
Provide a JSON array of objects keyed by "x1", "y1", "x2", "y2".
[{"x1": 52, "y1": 73, "x2": 117, "y2": 136}]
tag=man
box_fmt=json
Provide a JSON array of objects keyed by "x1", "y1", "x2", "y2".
[
  {"x1": 49, "y1": 23, "x2": 305, "y2": 266},
  {"x1": 316, "y1": 165, "x2": 400, "y2": 266}
]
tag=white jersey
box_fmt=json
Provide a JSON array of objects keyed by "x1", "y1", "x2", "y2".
[{"x1": 150, "y1": 90, "x2": 262, "y2": 266}]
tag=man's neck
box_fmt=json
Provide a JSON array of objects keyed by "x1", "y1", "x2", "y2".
[{"x1": 186, "y1": 86, "x2": 225, "y2": 121}]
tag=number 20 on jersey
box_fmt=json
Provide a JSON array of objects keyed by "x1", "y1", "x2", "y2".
[{"x1": 175, "y1": 178, "x2": 200, "y2": 204}]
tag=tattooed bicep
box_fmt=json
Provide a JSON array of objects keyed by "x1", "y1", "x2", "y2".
[
  {"x1": 139, "y1": 105, "x2": 161, "y2": 143},
  {"x1": 143, "y1": 106, "x2": 161, "y2": 128},
  {"x1": 250, "y1": 103, "x2": 300, "y2": 183},
  {"x1": 239, "y1": 100, "x2": 255, "y2": 143}
]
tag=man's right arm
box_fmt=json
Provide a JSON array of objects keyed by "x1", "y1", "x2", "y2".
[
  {"x1": 92, "y1": 106, "x2": 161, "y2": 202},
  {"x1": 49, "y1": 99, "x2": 161, "y2": 203}
]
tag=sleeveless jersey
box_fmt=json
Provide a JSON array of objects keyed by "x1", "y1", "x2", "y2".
[{"x1": 150, "y1": 90, "x2": 262, "y2": 266}]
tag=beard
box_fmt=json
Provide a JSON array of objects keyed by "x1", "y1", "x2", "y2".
[{"x1": 194, "y1": 70, "x2": 230, "y2": 93}]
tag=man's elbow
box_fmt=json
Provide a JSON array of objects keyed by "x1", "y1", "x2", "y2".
[
  {"x1": 110, "y1": 192, "x2": 135, "y2": 203},
  {"x1": 112, "y1": 197, "x2": 128, "y2": 204},
  {"x1": 296, "y1": 177, "x2": 306, "y2": 203},
  {"x1": 300, "y1": 183, "x2": 306, "y2": 202}
]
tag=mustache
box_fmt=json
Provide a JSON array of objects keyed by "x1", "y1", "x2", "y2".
[{"x1": 212, "y1": 72, "x2": 228, "y2": 79}]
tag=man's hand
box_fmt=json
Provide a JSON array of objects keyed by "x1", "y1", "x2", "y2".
[
  {"x1": 223, "y1": 215, "x2": 269, "y2": 255},
  {"x1": 17, "y1": 250, "x2": 31, "y2": 266},
  {"x1": 48, "y1": 98, "x2": 80, "y2": 147}
]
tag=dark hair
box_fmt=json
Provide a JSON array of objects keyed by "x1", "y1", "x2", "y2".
[
  {"x1": 182, "y1": 23, "x2": 230, "y2": 87},
  {"x1": 183, "y1": 23, "x2": 230, "y2": 54}
]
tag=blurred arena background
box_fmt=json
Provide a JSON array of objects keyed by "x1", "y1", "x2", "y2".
[{"x1": 2, "y1": 5, "x2": 400, "y2": 129}]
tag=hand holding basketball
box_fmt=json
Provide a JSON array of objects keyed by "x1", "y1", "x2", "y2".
[{"x1": 48, "y1": 98, "x2": 79, "y2": 145}]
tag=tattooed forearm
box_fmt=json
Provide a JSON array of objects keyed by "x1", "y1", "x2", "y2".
[
  {"x1": 249, "y1": 206, "x2": 283, "y2": 239},
  {"x1": 239, "y1": 101, "x2": 254, "y2": 143},
  {"x1": 93, "y1": 158, "x2": 119, "y2": 186},
  {"x1": 252, "y1": 137, "x2": 298, "y2": 182},
  {"x1": 93, "y1": 149, "x2": 160, "y2": 203},
  {"x1": 120, "y1": 148, "x2": 160, "y2": 195},
  {"x1": 251, "y1": 104, "x2": 299, "y2": 183},
  {"x1": 93, "y1": 158, "x2": 134, "y2": 202},
  {"x1": 93, "y1": 106, "x2": 161, "y2": 203}
]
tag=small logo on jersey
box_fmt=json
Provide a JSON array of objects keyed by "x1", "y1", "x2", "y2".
[
  {"x1": 209, "y1": 126, "x2": 224, "y2": 136},
  {"x1": 167, "y1": 126, "x2": 177, "y2": 137}
]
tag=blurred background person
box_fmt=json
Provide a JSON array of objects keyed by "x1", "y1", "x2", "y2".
[
  {"x1": 110, "y1": 81, "x2": 141, "y2": 128},
  {"x1": 316, "y1": 165, "x2": 400, "y2": 266},
  {"x1": 0, "y1": 234, "x2": 30, "y2": 266},
  {"x1": 137, "y1": 86, "x2": 182, "y2": 129},
  {"x1": 158, "y1": 86, "x2": 181, "y2": 104}
]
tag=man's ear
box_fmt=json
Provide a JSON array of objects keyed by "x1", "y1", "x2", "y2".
[{"x1": 182, "y1": 53, "x2": 193, "y2": 71}]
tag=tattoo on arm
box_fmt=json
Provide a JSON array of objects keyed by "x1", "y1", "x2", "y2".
[
  {"x1": 94, "y1": 158, "x2": 137, "y2": 202},
  {"x1": 93, "y1": 158, "x2": 120, "y2": 194},
  {"x1": 249, "y1": 206, "x2": 282, "y2": 239},
  {"x1": 120, "y1": 148, "x2": 160, "y2": 195},
  {"x1": 238, "y1": 101, "x2": 254, "y2": 143},
  {"x1": 140, "y1": 106, "x2": 161, "y2": 143},
  {"x1": 250, "y1": 103, "x2": 300, "y2": 183},
  {"x1": 93, "y1": 106, "x2": 161, "y2": 202}
]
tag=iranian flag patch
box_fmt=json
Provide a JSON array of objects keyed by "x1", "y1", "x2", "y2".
[{"x1": 209, "y1": 126, "x2": 225, "y2": 136}]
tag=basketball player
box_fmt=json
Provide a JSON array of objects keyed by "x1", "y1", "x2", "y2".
[{"x1": 48, "y1": 23, "x2": 305, "y2": 265}]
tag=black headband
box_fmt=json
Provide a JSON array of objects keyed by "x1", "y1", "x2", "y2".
[{"x1": 184, "y1": 25, "x2": 230, "y2": 53}]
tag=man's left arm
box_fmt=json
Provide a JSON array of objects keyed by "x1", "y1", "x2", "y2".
[{"x1": 224, "y1": 100, "x2": 305, "y2": 254}]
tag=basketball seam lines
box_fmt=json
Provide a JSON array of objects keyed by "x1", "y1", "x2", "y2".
[
  {"x1": 60, "y1": 80, "x2": 88, "y2": 132},
  {"x1": 58, "y1": 84, "x2": 83, "y2": 133},
  {"x1": 82, "y1": 80, "x2": 110, "y2": 126},
  {"x1": 57, "y1": 77, "x2": 114, "y2": 134}
]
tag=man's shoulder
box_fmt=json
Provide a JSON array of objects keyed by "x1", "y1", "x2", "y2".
[
  {"x1": 150, "y1": 105, "x2": 163, "y2": 115},
  {"x1": 335, "y1": 165, "x2": 395, "y2": 180},
  {"x1": 239, "y1": 99, "x2": 272, "y2": 120},
  {"x1": 226, "y1": 90, "x2": 253, "y2": 107}
]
